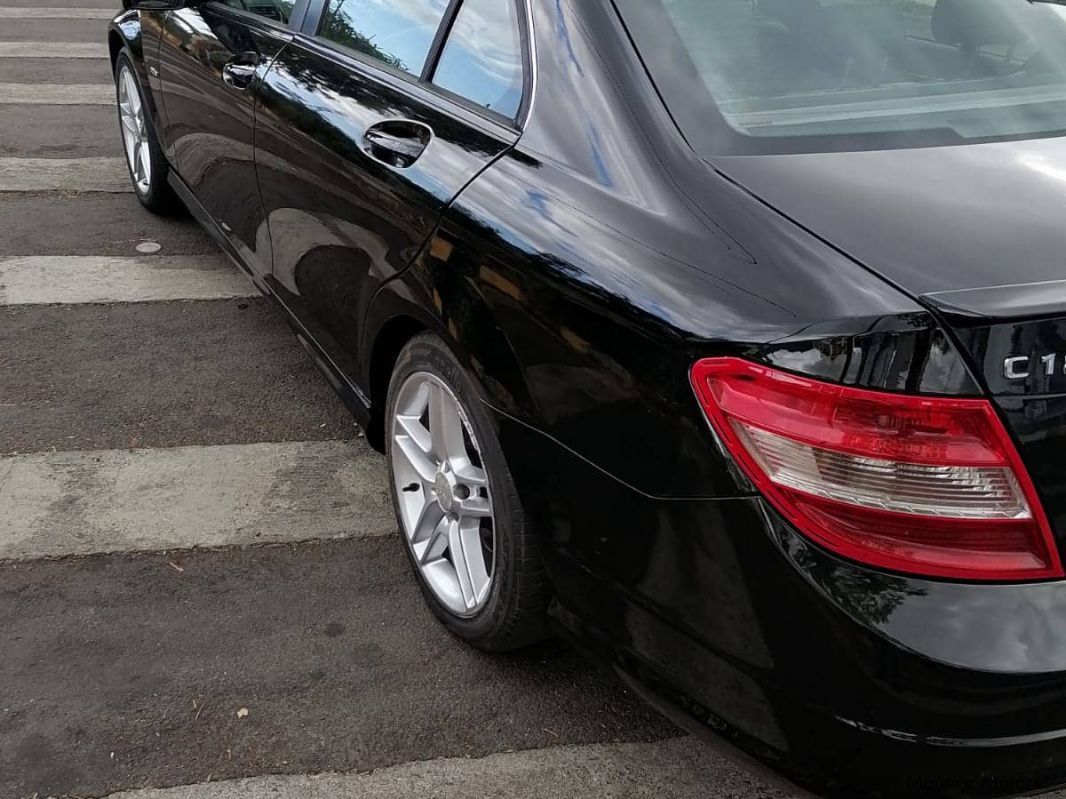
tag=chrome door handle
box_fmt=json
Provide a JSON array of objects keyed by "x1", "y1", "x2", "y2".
[
  {"x1": 222, "y1": 54, "x2": 259, "y2": 90},
  {"x1": 362, "y1": 120, "x2": 432, "y2": 168},
  {"x1": 364, "y1": 130, "x2": 426, "y2": 160}
]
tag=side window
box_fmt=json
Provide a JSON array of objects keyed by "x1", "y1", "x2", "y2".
[
  {"x1": 432, "y1": 0, "x2": 525, "y2": 119},
  {"x1": 216, "y1": 0, "x2": 294, "y2": 23},
  {"x1": 319, "y1": 0, "x2": 451, "y2": 76}
]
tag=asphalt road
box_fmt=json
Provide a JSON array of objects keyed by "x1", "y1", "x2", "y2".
[{"x1": 1, "y1": 542, "x2": 679, "y2": 796}]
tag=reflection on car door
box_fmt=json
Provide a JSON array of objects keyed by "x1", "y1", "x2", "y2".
[
  {"x1": 157, "y1": 1, "x2": 296, "y2": 277},
  {"x1": 253, "y1": 0, "x2": 529, "y2": 393}
]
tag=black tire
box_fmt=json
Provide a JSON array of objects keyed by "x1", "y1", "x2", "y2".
[
  {"x1": 385, "y1": 332, "x2": 550, "y2": 652},
  {"x1": 114, "y1": 50, "x2": 180, "y2": 214}
]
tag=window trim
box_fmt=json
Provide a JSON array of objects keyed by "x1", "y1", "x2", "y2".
[
  {"x1": 307, "y1": 0, "x2": 452, "y2": 79},
  {"x1": 420, "y1": 0, "x2": 463, "y2": 82},
  {"x1": 518, "y1": 0, "x2": 537, "y2": 128},
  {"x1": 289, "y1": 29, "x2": 519, "y2": 144},
  {"x1": 425, "y1": 0, "x2": 534, "y2": 126},
  {"x1": 201, "y1": 0, "x2": 308, "y2": 32},
  {"x1": 289, "y1": 0, "x2": 312, "y2": 30},
  {"x1": 301, "y1": 0, "x2": 326, "y2": 35},
  {"x1": 301, "y1": 0, "x2": 535, "y2": 131}
]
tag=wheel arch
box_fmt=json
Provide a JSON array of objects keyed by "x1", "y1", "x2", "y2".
[
  {"x1": 108, "y1": 12, "x2": 144, "y2": 73},
  {"x1": 364, "y1": 314, "x2": 430, "y2": 451},
  {"x1": 108, "y1": 29, "x2": 125, "y2": 74},
  {"x1": 361, "y1": 267, "x2": 541, "y2": 454}
]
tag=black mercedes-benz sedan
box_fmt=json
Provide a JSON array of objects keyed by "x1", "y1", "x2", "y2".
[{"x1": 108, "y1": 0, "x2": 1066, "y2": 795}]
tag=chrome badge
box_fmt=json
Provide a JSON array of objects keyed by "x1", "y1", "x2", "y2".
[{"x1": 1003, "y1": 354, "x2": 1066, "y2": 380}]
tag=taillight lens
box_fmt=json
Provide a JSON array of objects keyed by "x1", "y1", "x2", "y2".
[{"x1": 690, "y1": 357, "x2": 1063, "y2": 581}]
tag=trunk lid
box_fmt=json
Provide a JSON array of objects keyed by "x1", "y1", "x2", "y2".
[{"x1": 713, "y1": 136, "x2": 1066, "y2": 302}]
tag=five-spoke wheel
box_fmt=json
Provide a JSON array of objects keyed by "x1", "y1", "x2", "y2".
[
  {"x1": 392, "y1": 372, "x2": 496, "y2": 617},
  {"x1": 385, "y1": 333, "x2": 549, "y2": 651},
  {"x1": 118, "y1": 64, "x2": 151, "y2": 196},
  {"x1": 114, "y1": 50, "x2": 177, "y2": 213}
]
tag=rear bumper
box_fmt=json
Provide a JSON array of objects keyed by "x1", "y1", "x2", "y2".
[
  {"x1": 557, "y1": 584, "x2": 1066, "y2": 799},
  {"x1": 636, "y1": 668, "x2": 1066, "y2": 799},
  {"x1": 492, "y1": 409, "x2": 1066, "y2": 798}
]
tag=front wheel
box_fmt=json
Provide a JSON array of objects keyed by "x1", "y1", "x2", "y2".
[
  {"x1": 385, "y1": 333, "x2": 550, "y2": 652},
  {"x1": 115, "y1": 51, "x2": 178, "y2": 214}
]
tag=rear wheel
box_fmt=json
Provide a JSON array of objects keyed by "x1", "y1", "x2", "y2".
[
  {"x1": 115, "y1": 51, "x2": 178, "y2": 214},
  {"x1": 385, "y1": 333, "x2": 549, "y2": 651}
]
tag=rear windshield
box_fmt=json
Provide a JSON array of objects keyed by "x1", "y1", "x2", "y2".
[{"x1": 616, "y1": 0, "x2": 1066, "y2": 153}]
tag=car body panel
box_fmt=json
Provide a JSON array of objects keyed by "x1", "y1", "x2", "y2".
[
  {"x1": 108, "y1": 9, "x2": 167, "y2": 137},
  {"x1": 253, "y1": 33, "x2": 517, "y2": 399},
  {"x1": 157, "y1": 4, "x2": 290, "y2": 278},
  {"x1": 714, "y1": 142, "x2": 1066, "y2": 564},
  {"x1": 382, "y1": 0, "x2": 963, "y2": 501},
  {"x1": 714, "y1": 138, "x2": 1066, "y2": 302},
  {"x1": 492, "y1": 404, "x2": 1066, "y2": 798}
]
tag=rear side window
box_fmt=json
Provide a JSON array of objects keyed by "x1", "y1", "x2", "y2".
[
  {"x1": 432, "y1": 0, "x2": 524, "y2": 120},
  {"x1": 319, "y1": 0, "x2": 450, "y2": 76}
]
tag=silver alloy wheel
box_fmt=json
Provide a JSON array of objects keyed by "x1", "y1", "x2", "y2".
[
  {"x1": 118, "y1": 65, "x2": 151, "y2": 195},
  {"x1": 391, "y1": 372, "x2": 496, "y2": 617}
]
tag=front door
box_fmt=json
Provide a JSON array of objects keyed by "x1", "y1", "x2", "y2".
[
  {"x1": 252, "y1": 0, "x2": 529, "y2": 382},
  {"x1": 156, "y1": 1, "x2": 298, "y2": 277}
]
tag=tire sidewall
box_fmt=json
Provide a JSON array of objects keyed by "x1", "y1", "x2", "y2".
[{"x1": 385, "y1": 334, "x2": 527, "y2": 646}]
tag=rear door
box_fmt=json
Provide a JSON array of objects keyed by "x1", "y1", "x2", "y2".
[
  {"x1": 157, "y1": 0, "x2": 304, "y2": 277},
  {"x1": 253, "y1": 0, "x2": 529, "y2": 377}
]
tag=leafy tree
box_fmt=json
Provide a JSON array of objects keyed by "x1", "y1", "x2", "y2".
[{"x1": 322, "y1": 0, "x2": 405, "y2": 71}]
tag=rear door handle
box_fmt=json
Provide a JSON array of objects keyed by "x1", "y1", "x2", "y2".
[
  {"x1": 222, "y1": 52, "x2": 260, "y2": 90},
  {"x1": 362, "y1": 120, "x2": 432, "y2": 168}
]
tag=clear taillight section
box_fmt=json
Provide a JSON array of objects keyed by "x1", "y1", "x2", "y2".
[
  {"x1": 690, "y1": 357, "x2": 1063, "y2": 581},
  {"x1": 735, "y1": 425, "x2": 1030, "y2": 520}
]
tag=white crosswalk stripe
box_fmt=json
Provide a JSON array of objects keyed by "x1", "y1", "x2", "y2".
[
  {"x1": 0, "y1": 82, "x2": 113, "y2": 104},
  {"x1": 0, "y1": 41, "x2": 108, "y2": 58},
  {"x1": 0, "y1": 255, "x2": 258, "y2": 304},
  {"x1": 0, "y1": 441, "x2": 393, "y2": 561},
  {"x1": 68, "y1": 738, "x2": 747, "y2": 799},
  {"x1": 0, "y1": 7, "x2": 115, "y2": 19},
  {"x1": 0, "y1": 156, "x2": 130, "y2": 191}
]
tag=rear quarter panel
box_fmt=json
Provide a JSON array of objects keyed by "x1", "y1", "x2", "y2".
[{"x1": 370, "y1": 0, "x2": 923, "y2": 501}]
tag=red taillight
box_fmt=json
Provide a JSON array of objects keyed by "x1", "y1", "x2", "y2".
[{"x1": 690, "y1": 357, "x2": 1063, "y2": 582}]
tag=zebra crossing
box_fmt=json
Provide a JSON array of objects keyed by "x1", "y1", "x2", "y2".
[
  {"x1": 0, "y1": 5, "x2": 793, "y2": 799},
  {"x1": 0, "y1": 255, "x2": 258, "y2": 303},
  {"x1": 0, "y1": 156, "x2": 129, "y2": 190},
  {"x1": 0, "y1": 41, "x2": 108, "y2": 57},
  {"x1": 0, "y1": 83, "x2": 114, "y2": 103}
]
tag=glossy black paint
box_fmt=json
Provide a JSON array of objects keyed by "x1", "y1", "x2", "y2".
[
  {"x1": 109, "y1": 1, "x2": 1066, "y2": 796},
  {"x1": 253, "y1": 32, "x2": 516, "y2": 407},
  {"x1": 108, "y1": 9, "x2": 166, "y2": 121},
  {"x1": 496, "y1": 406, "x2": 1066, "y2": 799},
  {"x1": 716, "y1": 138, "x2": 1066, "y2": 299},
  {"x1": 157, "y1": 4, "x2": 291, "y2": 277}
]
